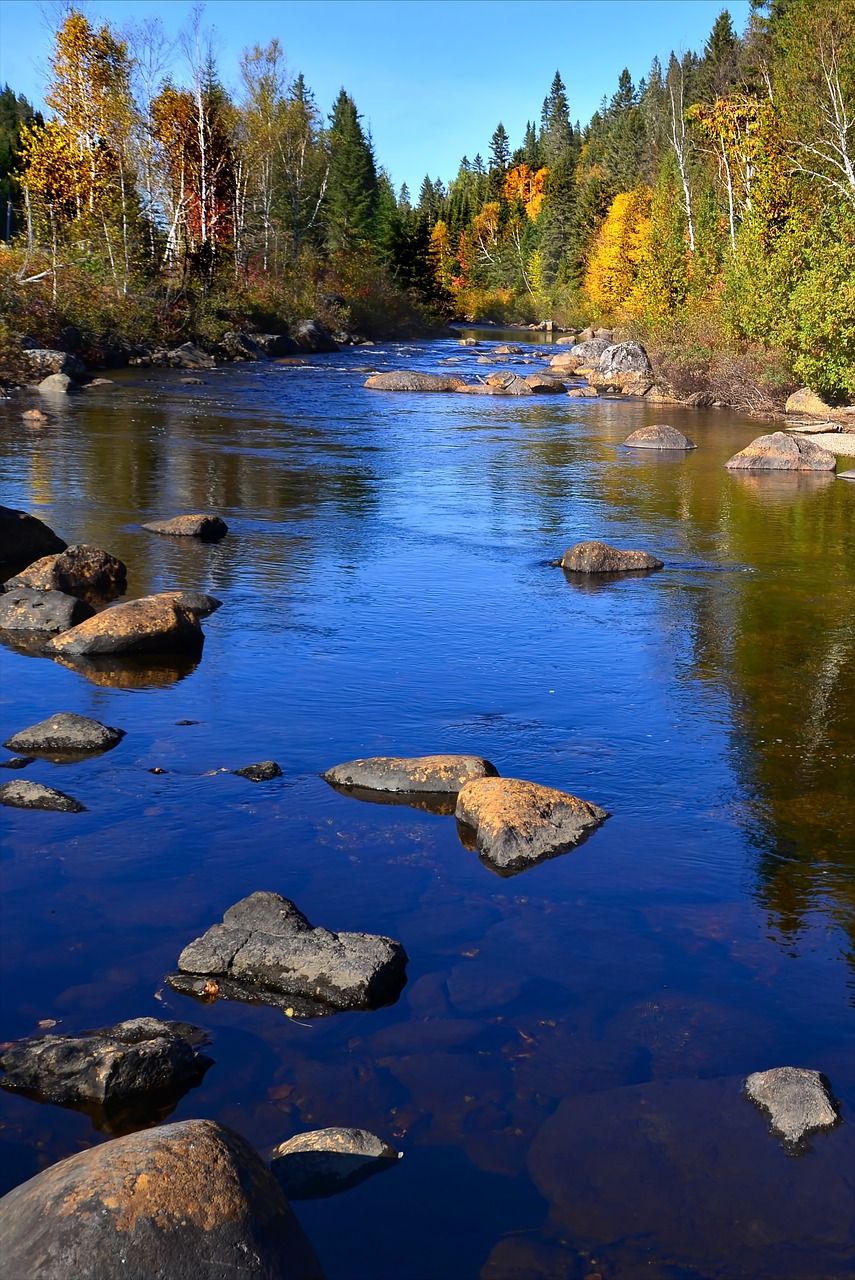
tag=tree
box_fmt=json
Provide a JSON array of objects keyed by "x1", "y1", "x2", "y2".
[
  {"x1": 666, "y1": 54, "x2": 696, "y2": 250},
  {"x1": 540, "y1": 71, "x2": 574, "y2": 166},
  {"x1": 325, "y1": 88, "x2": 377, "y2": 251},
  {"x1": 698, "y1": 9, "x2": 741, "y2": 101},
  {"x1": 584, "y1": 186, "x2": 653, "y2": 313},
  {"x1": 489, "y1": 122, "x2": 511, "y2": 172},
  {"x1": 0, "y1": 86, "x2": 41, "y2": 238}
]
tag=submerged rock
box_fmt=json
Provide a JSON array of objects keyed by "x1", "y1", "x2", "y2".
[
  {"x1": 271, "y1": 1127, "x2": 400, "y2": 1199},
  {"x1": 46, "y1": 594, "x2": 203, "y2": 657},
  {"x1": 745, "y1": 1067, "x2": 838, "y2": 1147},
  {"x1": 323, "y1": 754, "x2": 498, "y2": 795},
  {"x1": 725, "y1": 432, "x2": 836, "y2": 471},
  {"x1": 0, "y1": 756, "x2": 34, "y2": 770},
  {"x1": 560, "y1": 540, "x2": 663, "y2": 573},
  {"x1": 168, "y1": 890, "x2": 407, "y2": 1014},
  {"x1": 0, "y1": 1119, "x2": 323, "y2": 1280},
  {"x1": 8, "y1": 544, "x2": 127, "y2": 599},
  {"x1": 455, "y1": 777, "x2": 609, "y2": 874},
  {"x1": 0, "y1": 587, "x2": 93, "y2": 634},
  {"x1": 233, "y1": 760, "x2": 283, "y2": 782},
  {"x1": 365, "y1": 371, "x2": 465, "y2": 393},
  {"x1": 0, "y1": 779, "x2": 85, "y2": 813},
  {"x1": 0, "y1": 504, "x2": 66, "y2": 568},
  {"x1": 4, "y1": 712, "x2": 124, "y2": 759},
  {"x1": 624, "y1": 424, "x2": 696, "y2": 450},
  {"x1": 141, "y1": 513, "x2": 228, "y2": 539}
]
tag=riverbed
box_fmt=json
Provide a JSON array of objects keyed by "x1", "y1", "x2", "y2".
[{"x1": 1, "y1": 333, "x2": 854, "y2": 1279}]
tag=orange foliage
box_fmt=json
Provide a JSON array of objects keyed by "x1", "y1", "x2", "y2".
[{"x1": 503, "y1": 163, "x2": 549, "y2": 220}]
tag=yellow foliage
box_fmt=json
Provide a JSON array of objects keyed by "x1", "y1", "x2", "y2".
[
  {"x1": 503, "y1": 163, "x2": 549, "y2": 221},
  {"x1": 429, "y1": 219, "x2": 454, "y2": 290},
  {"x1": 18, "y1": 121, "x2": 96, "y2": 218},
  {"x1": 584, "y1": 187, "x2": 653, "y2": 314}
]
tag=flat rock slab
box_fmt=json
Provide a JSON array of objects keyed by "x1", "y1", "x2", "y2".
[
  {"x1": 142, "y1": 514, "x2": 228, "y2": 539},
  {"x1": 725, "y1": 431, "x2": 837, "y2": 471},
  {"x1": 0, "y1": 587, "x2": 93, "y2": 634},
  {"x1": 46, "y1": 594, "x2": 203, "y2": 657},
  {"x1": 365, "y1": 371, "x2": 465, "y2": 392},
  {"x1": 8, "y1": 544, "x2": 127, "y2": 599},
  {"x1": 0, "y1": 1119, "x2": 323, "y2": 1280},
  {"x1": 0, "y1": 1017, "x2": 211, "y2": 1119},
  {"x1": 271, "y1": 1127, "x2": 400, "y2": 1199},
  {"x1": 839, "y1": 469, "x2": 855, "y2": 480},
  {"x1": 0, "y1": 504, "x2": 67, "y2": 568},
  {"x1": 168, "y1": 890, "x2": 408, "y2": 1013},
  {"x1": 0, "y1": 779, "x2": 85, "y2": 812},
  {"x1": 5, "y1": 712, "x2": 124, "y2": 759},
  {"x1": 745, "y1": 1066, "x2": 838, "y2": 1146},
  {"x1": 624, "y1": 424, "x2": 695, "y2": 450},
  {"x1": 560, "y1": 540, "x2": 663, "y2": 573},
  {"x1": 323, "y1": 754, "x2": 498, "y2": 795},
  {"x1": 455, "y1": 777, "x2": 609, "y2": 874},
  {"x1": 233, "y1": 760, "x2": 283, "y2": 782}
]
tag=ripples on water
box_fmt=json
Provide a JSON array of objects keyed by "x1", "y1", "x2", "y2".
[{"x1": 1, "y1": 332, "x2": 854, "y2": 1278}]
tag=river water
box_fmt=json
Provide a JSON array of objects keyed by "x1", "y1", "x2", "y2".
[{"x1": 1, "y1": 333, "x2": 854, "y2": 1279}]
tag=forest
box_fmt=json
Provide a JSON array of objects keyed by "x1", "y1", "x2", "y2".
[{"x1": 0, "y1": 0, "x2": 853, "y2": 404}]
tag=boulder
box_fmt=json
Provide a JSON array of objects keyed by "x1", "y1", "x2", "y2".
[
  {"x1": 524, "y1": 373, "x2": 567, "y2": 394},
  {"x1": 477, "y1": 372, "x2": 533, "y2": 396},
  {"x1": 645, "y1": 383, "x2": 683, "y2": 404},
  {"x1": 745, "y1": 1067, "x2": 838, "y2": 1146},
  {"x1": 569, "y1": 337, "x2": 611, "y2": 362},
  {"x1": 0, "y1": 1119, "x2": 323, "y2": 1280},
  {"x1": 549, "y1": 352, "x2": 581, "y2": 371},
  {"x1": 4, "y1": 712, "x2": 124, "y2": 759},
  {"x1": 141, "y1": 513, "x2": 228, "y2": 539},
  {"x1": 560, "y1": 540, "x2": 663, "y2": 573},
  {"x1": 785, "y1": 387, "x2": 838, "y2": 418},
  {"x1": 455, "y1": 777, "x2": 609, "y2": 874},
  {"x1": 46, "y1": 594, "x2": 204, "y2": 658},
  {"x1": 292, "y1": 320, "x2": 339, "y2": 353},
  {"x1": 623, "y1": 424, "x2": 696, "y2": 450},
  {"x1": 598, "y1": 341, "x2": 653, "y2": 379},
  {"x1": 323, "y1": 754, "x2": 498, "y2": 795},
  {"x1": 724, "y1": 432, "x2": 836, "y2": 471},
  {"x1": 38, "y1": 373, "x2": 75, "y2": 395},
  {"x1": 255, "y1": 333, "x2": 300, "y2": 356},
  {"x1": 219, "y1": 331, "x2": 267, "y2": 362},
  {"x1": 233, "y1": 761, "x2": 283, "y2": 782},
  {"x1": 838, "y1": 470, "x2": 855, "y2": 481},
  {"x1": 0, "y1": 1018, "x2": 211, "y2": 1118},
  {"x1": 593, "y1": 327, "x2": 614, "y2": 340},
  {"x1": 168, "y1": 342, "x2": 216, "y2": 370},
  {"x1": 271, "y1": 1128, "x2": 400, "y2": 1199},
  {"x1": 0, "y1": 756, "x2": 34, "y2": 770},
  {"x1": 8, "y1": 544, "x2": 127, "y2": 599},
  {"x1": 168, "y1": 890, "x2": 408, "y2": 1014},
  {"x1": 566, "y1": 387, "x2": 597, "y2": 398},
  {"x1": 22, "y1": 408, "x2": 49, "y2": 423},
  {"x1": 0, "y1": 780, "x2": 85, "y2": 813},
  {"x1": 0, "y1": 587, "x2": 94, "y2": 634},
  {"x1": 365, "y1": 371, "x2": 465, "y2": 393},
  {"x1": 0, "y1": 515, "x2": 67, "y2": 572},
  {"x1": 159, "y1": 590, "x2": 222, "y2": 617},
  {"x1": 23, "y1": 349, "x2": 86, "y2": 380},
  {"x1": 493, "y1": 344, "x2": 522, "y2": 355}
]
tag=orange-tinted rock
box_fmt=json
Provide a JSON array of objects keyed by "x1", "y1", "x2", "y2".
[
  {"x1": 141, "y1": 513, "x2": 228, "y2": 539},
  {"x1": 323, "y1": 754, "x2": 498, "y2": 795},
  {"x1": 624, "y1": 424, "x2": 695, "y2": 450},
  {"x1": 455, "y1": 777, "x2": 609, "y2": 873},
  {"x1": 8, "y1": 544, "x2": 126, "y2": 599},
  {"x1": 46, "y1": 594, "x2": 203, "y2": 657},
  {"x1": 724, "y1": 432, "x2": 836, "y2": 471}
]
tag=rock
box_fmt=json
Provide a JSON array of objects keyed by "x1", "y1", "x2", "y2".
[
  {"x1": 233, "y1": 761, "x2": 283, "y2": 782},
  {"x1": 255, "y1": 333, "x2": 300, "y2": 356},
  {"x1": 0, "y1": 780, "x2": 85, "y2": 813},
  {"x1": 0, "y1": 1018, "x2": 211, "y2": 1120},
  {"x1": 594, "y1": 327, "x2": 614, "y2": 340},
  {"x1": 745, "y1": 1067, "x2": 838, "y2": 1146},
  {"x1": 159, "y1": 590, "x2": 222, "y2": 617},
  {"x1": 560, "y1": 540, "x2": 663, "y2": 573},
  {"x1": 0, "y1": 505, "x2": 67, "y2": 568},
  {"x1": 82, "y1": 377, "x2": 115, "y2": 389},
  {"x1": 458, "y1": 337, "x2": 478, "y2": 346},
  {"x1": 168, "y1": 342, "x2": 216, "y2": 370},
  {"x1": 623, "y1": 424, "x2": 696, "y2": 450},
  {"x1": 141, "y1": 513, "x2": 228, "y2": 539},
  {"x1": 169, "y1": 890, "x2": 408, "y2": 1014},
  {"x1": 524, "y1": 373, "x2": 567, "y2": 394},
  {"x1": 365, "y1": 371, "x2": 465, "y2": 393},
  {"x1": 478, "y1": 372, "x2": 534, "y2": 396},
  {"x1": 292, "y1": 320, "x2": 339, "y2": 352},
  {"x1": 724, "y1": 432, "x2": 837, "y2": 472},
  {"x1": 38, "y1": 373, "x2": 75, "y2": 395},
  {"x1": 4, "y1": 712, "x2": 124, "y2": 759},
  {"x1": 838, "y1": 470, "x2": 855, "y2": 481},
  {"x1": 7, "y1": 544, "x2": 127, "y2": 599},
  {"x1": 683, "y1": 390, "x2": 716, "y2": 407},
  {"x1": 598, "y1": 341, "x2": 653, "y2": 379},
  {"x1": 0, "y1": 1119, "x2": 323, "y2": 1280},
  {"x1": 22, "y1": 408, "x2": 49, "y2": 423},
  {"x1": 219, "y1": 331, "x2": 267, "y2": 362},
  {"x1": 179, "y1": 376, "x2": 206, "y2": 385},
  {"x1": 270, "y1": 1127, "x2": 400, "y2": 1199},
  {"x1": 0, "y1": 756, "x2": 34, "y2": 769},
  {"x1": 493, "y1": 344, "x2": 522, "y2": 355},
  {"x1": 785, "y1": 387, "x2": 838, "y2": 418},
  {"x1": 569, "y1": 337, "x2": 612, "y2": 362},
  {"x1": 23, "y1": 349, "x2": 86, "y2": 380},
  {"x1": 46, "y1": 594, "x2": 204, "y2": 657},
  {"x1": 645, "y1": 383, "x2": 683, "y2": 404},
  {"x1": 0, "y1": 587, "x2": 94, "y2": 634},
  {"x1": 455, "y1": 777, "x2": 609, "y2": 874},
  {"x1": 323, "y1": 754, "x2": 498, "y2": 795},
  {"x1": 566, "y1": 387, "x2": 597, "y2": 398}
]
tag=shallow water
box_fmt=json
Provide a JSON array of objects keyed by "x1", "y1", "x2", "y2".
[{"x1": 1, "y1": 332, "x2": 854, "y2": 1279}]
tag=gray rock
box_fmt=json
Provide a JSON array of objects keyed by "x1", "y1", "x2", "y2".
[
  {"x1": 271, "y1": 1127, "x2": 400, "y2": 1199},
  {"x1": 0, "y1": 587, "x2": 94, "y2": 634},
  {"x1": 234, "y1": 761, "x2": 283, "y2": 782},
  {"x1": 0, "y1": 1119, "x2": 323, "y2": 1280},
  {"x1": 624, "y1": 424, "x2": 696, "y2": 450},
  {"x1": 219, "y1": 331, "x2": 267, "y2": 362},
  {"x1": 838, "y1": 470, "x2": 855, "y2": 481},
  {"x1": 4, "y1": 712, "x2": 124, "y2": 759},
  {"x1": 324, "y1": 754, "x2": 498, "y2": 795},
  {"x1": 569, "y1": 338, "x2": 611, "y2": 362},
  {"x1": 168, "y1": 342, "x2": 216, "y2": 370},
  {"x1": 38, "y1": 373, "x2": 75, "y2": 396},
  {"x1": 560, "y1": 540, "x2": 663, "y2": 573},
  {"x1": 169, "y1": 890, "x2": 407, "y2": 1013},
  {"x1": 0, "y1": 505, "x2": 67, "y2": 567},
  {"x1": 745, "y1": 1067, "x2": 838, "y2": 1146},
  {"x1": 455, "y1": 777, "x2": 609, "y2": 874},
  {"x1": 0, "y1": 780, "x2": 85, "y2": 813},
  {"x1": 725, "y1": 432, "x2": 837, "y2": 471},
  {"x1": 599, "y1": 341, "x2": 653, "y2": 378},
  {"x1": 365, "y1": 370, "x2": 465, "y2": 393},
  {"x1": 158, "y1": 590, "x2": 222, "y2": 617},
  {"x1": 141, "y1": 513, "x2": 228, "y2": 540},
  {"x1": 45, "y1": 594, "x2": 204, "y2": 657},
  {"x1": 256, "y1": 333, "x2": 300, "y2": 356},
  {"x1": 24, "y1": 349, "x2": 85, "y2": 380},
  {"x1": 292, "y1": 320, "x2": 339, "y2": 352}
]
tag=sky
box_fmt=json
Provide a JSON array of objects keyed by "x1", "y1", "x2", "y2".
[{"x1": 0, "y1": 0, "x2": 752, "y2": 193}]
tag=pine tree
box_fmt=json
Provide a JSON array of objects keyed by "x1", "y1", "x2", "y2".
[
  {"x1": 325, "y1": 88, "x2": 378, "y2": 251},
  {"x1": 698, "y1": 9, "x2": 741, "y2": 101},
  {"x1": 540, "y1": 71, "x2": 574, "y2": 166},
  {"x1": 489, "y1": 122, "x2": 511, "y2": 171}
]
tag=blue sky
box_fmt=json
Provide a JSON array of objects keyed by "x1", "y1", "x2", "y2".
[{"x1": 0, "y1": 1, "x2": 751, "y2": 193}]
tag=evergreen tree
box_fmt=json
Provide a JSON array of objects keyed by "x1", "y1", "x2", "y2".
[
  {"x1": 0, "y1": 85, "x2": 41, "y2": 238},
  {"x1": 325, "y1": 88, "x2": 378, "y2": 251},
  {"x1": 540, "y1": 70, "x2": 574, "y2": 166},
  {"x1": 698, "y1": 9, "x2": 741, "y2": 101},
  {"x1": 489, "y1": 122, "x2": 511, "y2": 171}
]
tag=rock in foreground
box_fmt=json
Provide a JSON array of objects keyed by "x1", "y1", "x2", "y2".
[
  {"x1": 624, "y1": 424, "x2": 695, "y2": 450},
  {"x1": 0, "y1": 587, "x2": 94, "y2": 634},
  {"x1": 271, "y1": 1127, "x2": 400, "y2": 1199},
  {"x1": 5, "y1": 712, "x2": 124, "y2": 758},
  {"x1": 725, "y1": 432, "x2": 836, "y2": 471},
  {"x1": 142, "y1": 513, "x2": 228, "y2": 539},
  {"x1": 46, "y1": 594, "x2": 203, "y2": 657},
  {"x1": 323, "y1": 754, "x2": 498, "y2": 795},
  {"x1": 0, "y1": 780, "x2": 85, "y2": 813},
  {"x1": 0, "y1": 1119, "x2": 323, "y2": 1280},
  {"x1": 169, "y1": 891, "x2": 407, "y2": 1013},
  {"x1": 745, "y1": 1067, "x2": 838, "y2": 1146},
  {"x1": 560, "y1": 540, "x2": 663, "y2": 573},
  {"x1": 455, "y1": 777, "x2": 609, "y2": 874},
  {"x1": 0, "y1": 504, "x2": 67, "y2": 568},
  {"x1": 8, "y1": 544, "x2": 127, "y2": 599}
]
